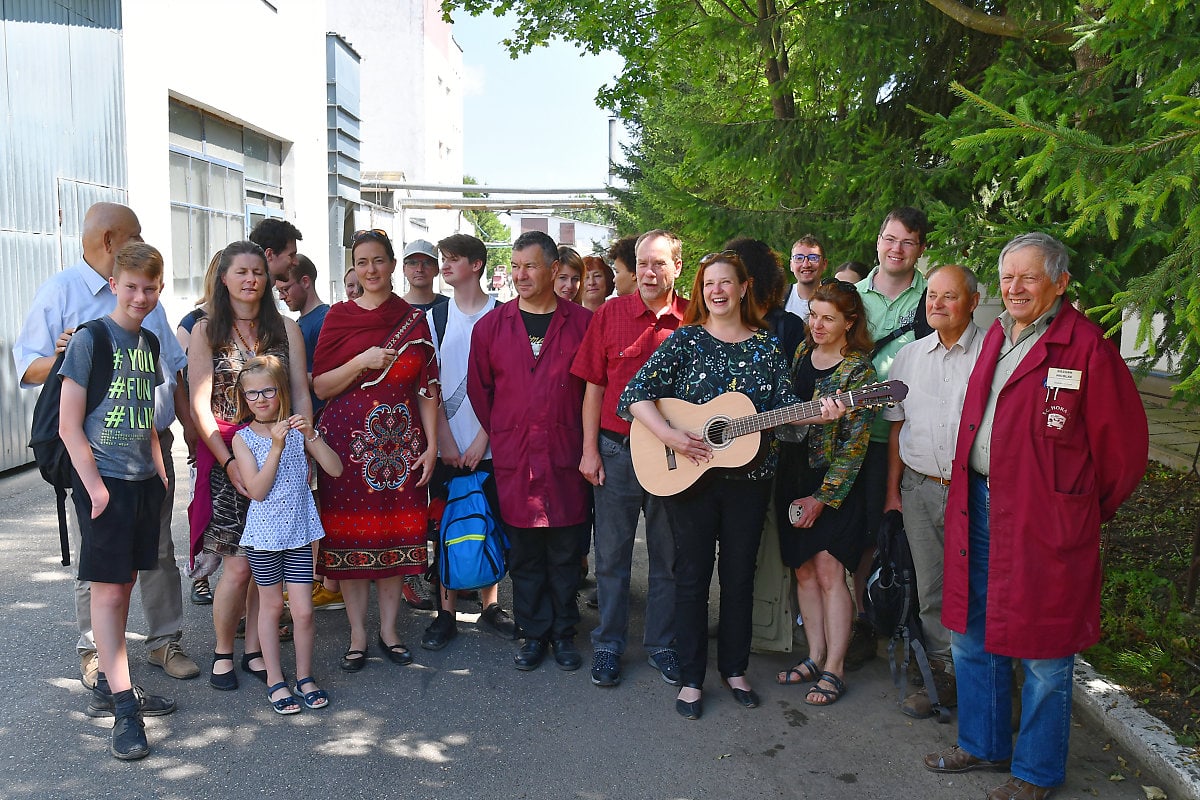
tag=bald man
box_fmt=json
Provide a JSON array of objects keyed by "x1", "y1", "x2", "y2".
[{"x1": 14, "y1": 202, "x2": 199, "y2": 691}]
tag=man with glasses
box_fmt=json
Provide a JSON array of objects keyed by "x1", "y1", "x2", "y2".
[
  {"x1": 848, "y1": 206, "x2": 931, "y2": 670},
  {"x1": 570, "y1": 229, "x2": 689, "y2": 688},
  {"x1": 785, "y1": 234, "x2": 825, "y2": 320},
  {"x1": 402, "y1": 239, "x2": 449, "y2": 315}
]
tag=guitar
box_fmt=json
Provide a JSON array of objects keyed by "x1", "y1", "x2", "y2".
[{"x1": 629, "y1": 381, "x2": 908, "y2": 497}]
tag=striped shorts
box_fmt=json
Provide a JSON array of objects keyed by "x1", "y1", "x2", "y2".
[{"x1": 245, "y1": 546, "x2": 314, "y2": 587}]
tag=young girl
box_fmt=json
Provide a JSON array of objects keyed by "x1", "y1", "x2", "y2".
[{"x1": 232, "y1": 355, "x2": 343, "y2": 714}]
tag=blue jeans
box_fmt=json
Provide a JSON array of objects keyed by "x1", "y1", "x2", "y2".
[
  {"x1": 952, "y1": 473, "x2": 1074, "y2": 788},
  {"x1": 590, "y1": 435, "x2": 675, "y2": 656}
]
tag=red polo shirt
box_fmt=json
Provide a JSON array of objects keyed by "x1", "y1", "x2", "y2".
[{"x1": 570, "y1": 292, "x2": 690, "y2": 436}]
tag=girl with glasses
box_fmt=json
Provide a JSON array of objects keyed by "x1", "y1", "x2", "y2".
[{"x1": 231, "y1": 356, "x2": 342, "y2": 713}]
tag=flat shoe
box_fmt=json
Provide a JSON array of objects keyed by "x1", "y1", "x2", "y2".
[
  {"x1": 675, "y1": 686, "x2": 703, "y2": 720},
  {"x1": 340, "y1": 647, "x2": 368, "y2": 672},
  {"x1": 210, "y1": 652, "x2": 238, "y2": 691},
  {"x1": 267, "y1": 681, "x2": 301, "y2": 715},
  {"x1": 190, "y1": 578, "x2": 214, "y2": 605},
  {"x1": 241, "y1": 651, "x2": 268, "y2": 683},
  {"x1": 986, "y1": 777, "x2": 1054, "y2": 800},
  {"x1": 804, "y1": 670, "x2": 846, "y2": 706},
  {"x1": 723, "y1": 680, "x2": 760, "y2": 708},
  {"x1": 378, "y1": 635, "x2": 414, "y2": 666}
]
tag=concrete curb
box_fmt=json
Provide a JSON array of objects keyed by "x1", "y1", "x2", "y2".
[{"x1": 1074, "y1": 658, "x2": 1200, "y2": 799}]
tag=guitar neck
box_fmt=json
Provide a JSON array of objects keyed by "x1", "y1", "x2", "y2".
[{"x1": 728, "y1": 390, "x2": 859, "y2": 438}]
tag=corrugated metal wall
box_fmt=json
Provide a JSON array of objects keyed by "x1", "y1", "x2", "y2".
[{"x1": 0, "y1": 0, "x2": 126, "y2": 472}]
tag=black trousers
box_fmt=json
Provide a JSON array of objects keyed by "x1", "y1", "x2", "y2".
[
  {"x1": 664, "y1": 477, "x2": 771, "y2": 688},
  {"x1": 506, "y1": 522, "x2": 588, "y2": 641}
]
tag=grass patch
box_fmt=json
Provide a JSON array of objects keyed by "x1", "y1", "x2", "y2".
[{"x1": 1086, "y1": 463, "x2": 1200, "y2": 749}]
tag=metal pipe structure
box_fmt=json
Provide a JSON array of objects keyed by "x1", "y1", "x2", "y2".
[
  {"x1": 361, "y1": 180, "x2": 612, "y2": 195},
  {"x1": 392, "y1": 196, "x2": 617, "y2": 211}
]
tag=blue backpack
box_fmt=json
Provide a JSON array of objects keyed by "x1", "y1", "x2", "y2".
[{"x1": 437, "y1": 471, "x2": 508, "y2": 590}]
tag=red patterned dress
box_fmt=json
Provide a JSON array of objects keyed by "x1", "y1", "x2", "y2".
[{"x1": 313, "y1": 295, "x2": 439, "y2": 579}]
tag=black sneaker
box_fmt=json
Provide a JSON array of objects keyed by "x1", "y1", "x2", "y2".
[
  {"x1": 648, "y1": 649, "x2": 682, "y2": 686},
  {"x1": 590, "y1": 650, "x2": 621, "y2": 687},
  {"x1": 110, "y1": 712, "x2": 150, "y2": 761},
  {"x1": 479, "y1": 603, "x2": 518, "y2": 639},
  {"x1": 87, "y1": 682, "x2": 177, "y2": 718},
  {"x1": 421, "y1": 614, "x2": 458, "y2": 651}
]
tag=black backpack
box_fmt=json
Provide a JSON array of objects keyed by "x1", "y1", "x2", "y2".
[
  {"x1": 28, "y1": 319, "x2": 159, "y2": 566},
  {"x1": 870, "y1": 289, "x2": 932, "y2": 357},
  {"x1": 864, "y1": 509, "x2": 952, "y2": 722}
]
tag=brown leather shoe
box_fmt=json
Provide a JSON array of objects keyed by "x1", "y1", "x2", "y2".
[
  {"x1": 923, "y1": 745, "x2": 1011, "y2": 774},
  {"x1": 986, "y1": 777, "x2": 1054, "y2": 800}
]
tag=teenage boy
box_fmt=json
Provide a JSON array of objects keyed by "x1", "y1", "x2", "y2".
[
  {"x1": 421, "y1": 233, "x2": 517, "y2": 649},
  {"x1": 59, "y1": 242, "x2": 177, "y2": 760}
]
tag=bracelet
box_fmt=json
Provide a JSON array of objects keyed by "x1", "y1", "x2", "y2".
[
  {"x1": 306, "y1": 430, "x2": 321, "y2": 443},
  {"x1": 222, "y1": 455, "x2": 236, "y2": 470}
]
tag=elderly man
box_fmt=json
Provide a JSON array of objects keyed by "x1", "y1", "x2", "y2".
[
  {"x1": 571, "y1": 229, "x2": 689, "y2": 688},
  {"x1": 923, "y1": 234, "x2": 1147, "y2": 800},
  {"x1": 883, "y1": 264, "x2": 983, "y2": 718},
  {"x1": 13, "y1": 202, "x2": 198, "y2": 688}
]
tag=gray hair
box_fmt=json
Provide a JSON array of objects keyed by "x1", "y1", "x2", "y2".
[
  {"x1": 926, "y1": 263, "x2": 980, "y2": 295},
  {"x1": 998, "y1": 233, "x2": 1071, "y2": 282}
]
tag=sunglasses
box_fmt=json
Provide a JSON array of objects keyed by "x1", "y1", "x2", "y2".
[
  {"x1": 820, "y1": 277, "x2": 858, "y2": 293},
  {"x1": 699, "y1": 250, "x2": 739, "y2": 267},
  {"x1": 243, "y1": 387, "x2": 279, "y2": 401},
  {"x1": 351, "y1": 228, "x2": 390, "y2": 246}
]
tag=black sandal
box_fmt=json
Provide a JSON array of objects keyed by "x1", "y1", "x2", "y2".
[
  {"x1": 804, "y1": 671, "x2": 847, "y2": 706},
  {"x1": 241, "y1": 651, "x2": 268, "y2": 683},
  {"x1": 777, "y1": 656, "x2": 821, "y2": 685},
  {"x1": 190, "y1": 578, "x2": 214, "y2": 605},
  {"x1": 340, "y1": 646, "x2": 368, "y2": 672},
  {"x1": 210, "y1": 652, "x2": 238, "y2": 691}
]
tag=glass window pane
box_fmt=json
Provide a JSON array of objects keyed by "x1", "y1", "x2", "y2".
[
  {"x1": 244, "y1": 131, "x2": 268, "y2": 183},
  {"x1": 189, "y1": 209, "x2": 208, "y2": 296},
  {"x1": 188, "y1": 159, "x2": 208, "y2": 207},
  {"x1": 171, "y1": 205, "x2": 191, "y2": 296},
  {"x1": 206, "y1": 117, "x2": 243, "y2": 166},
  {"x1": 225, "y1": 168, "x2": 245, "y2": 214},
  {"x1": 168, "y1": 103, "x2": 202, "y2": 151},
  {"x1": 168, "y1": 152, "x2": 188, "y2": 203}
]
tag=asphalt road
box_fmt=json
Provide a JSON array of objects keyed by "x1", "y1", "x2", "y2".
[{"x1": 0, "y1": 442, "x2": 1164, "y2": 800}]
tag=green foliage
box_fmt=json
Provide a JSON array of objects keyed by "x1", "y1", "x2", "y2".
[{"x1": 463, "y1": 175, "x2": 512, "y2": 270}]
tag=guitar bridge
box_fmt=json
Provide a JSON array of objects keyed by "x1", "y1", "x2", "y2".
[{"x1": 664, "y1": 445, "x2": 677, "y2": 472}]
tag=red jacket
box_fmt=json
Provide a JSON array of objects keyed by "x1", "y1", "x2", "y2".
[
  {"x1": 467, "y1": 298, "x2": 592, "y2": 528},
  {"x1": 943, "y1": 303, "x2": 1147, "y2": 659}
]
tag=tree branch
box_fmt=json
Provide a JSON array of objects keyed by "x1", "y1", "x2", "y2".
[{"x1": 922, "y1": 0, "x2": 1074, "y2": 45}]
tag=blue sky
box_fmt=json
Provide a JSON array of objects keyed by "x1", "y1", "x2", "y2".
[{"x1": 453, "y1": 12, "x2": 625, "y2": 189}]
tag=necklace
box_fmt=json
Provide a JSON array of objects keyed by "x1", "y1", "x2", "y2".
[{"x1": 233, "y1": 320, "x2": 258, "y2": 355}]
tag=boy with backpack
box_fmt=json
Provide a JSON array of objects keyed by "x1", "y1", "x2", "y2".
[
  {"x1": 58, "y1": 242, "x2": 177, "y2": 760},
  {"x1": 421, "y1": 233, "x2": 516, "y2": 650}
]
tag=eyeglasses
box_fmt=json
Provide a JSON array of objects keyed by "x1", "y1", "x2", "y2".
[
  {"x1": 820, "y1": 277, "x2": 858, "y2": 293},
  {"x1": 352, "y1": 228, "x2": 390, "y2": 246},
  {"x1": 791, "y1": 253, "x2": 823, "y2": 263},
  {"x1": 699, "y1": 250, "x2": 739, "y2": 267},
  {"x1": 879, "y1": 234, "x2": 921, "y2": 250},
  {"x1": 242, "y1": 387, "x2": 278, "y2": 401}
]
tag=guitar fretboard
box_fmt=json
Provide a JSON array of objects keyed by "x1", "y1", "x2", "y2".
[{"x1": 726, "y1": 390, "x2": 863, "y2": 439}]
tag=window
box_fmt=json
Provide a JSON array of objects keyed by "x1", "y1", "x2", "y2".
[
  {"x1": 522, "y1": 217, "x2": 549, "y2": 234},
  {"x1": 168, "y1": 100, "x2": 285, "y2": 298},
  {"x1": 558, "y1": 222, "x2": 576, "y2": 245}
]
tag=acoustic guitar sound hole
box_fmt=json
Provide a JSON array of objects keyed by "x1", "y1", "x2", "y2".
[{"x1": 705, "y1": 417, "x2": 733, "y2": 449}]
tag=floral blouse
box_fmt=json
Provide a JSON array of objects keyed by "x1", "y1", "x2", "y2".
[
  {"x1": 617, "y1": 326, "x2": 797, "y2": 480},
  {"x1": 780, "y1": 343, "x2": 876, "y2": 507}
]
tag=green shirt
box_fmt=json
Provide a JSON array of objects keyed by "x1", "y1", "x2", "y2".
[{"x1": 857, "y1": 266, "x2": 927, "y2": 442}]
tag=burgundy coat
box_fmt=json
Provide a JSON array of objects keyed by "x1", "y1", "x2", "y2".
[
  {"x1": 943, "y1": 303, "x2": 1147, "y2": 659},
  {"x1": 467, "y1": 298, "x2": 592, "y2": 528}
]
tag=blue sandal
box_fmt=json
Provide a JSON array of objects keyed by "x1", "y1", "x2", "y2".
[
  {"x1": 295, "y1": 677, "x2": 329, "y2": 709},
  {"x1": 267, "y1": 681, "x2": 301, "y2": 715}
]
